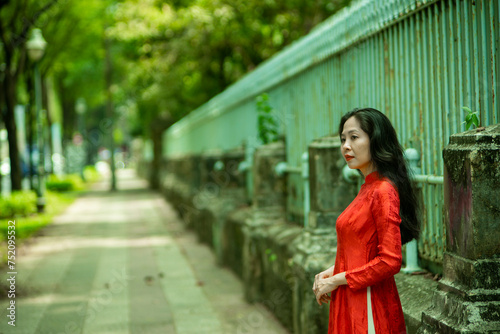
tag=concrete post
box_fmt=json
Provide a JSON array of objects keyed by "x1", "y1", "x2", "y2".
[{"x1": 419, "y1": 124, "x2": 500, "y2": 333}]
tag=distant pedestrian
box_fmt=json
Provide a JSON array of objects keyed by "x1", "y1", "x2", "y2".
[{"x1": 312, "y1": 108, "x2": 420, "y2": 334}]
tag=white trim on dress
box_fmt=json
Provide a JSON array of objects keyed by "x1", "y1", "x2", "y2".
[{"x1": 367, "y1": 286, "x2": 375, "y2": 334}]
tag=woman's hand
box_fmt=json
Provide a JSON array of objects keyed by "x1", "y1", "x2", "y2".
[
  {"x1": 316, "y1": 293, "x2": 330, "y2": 305},
  {"x1": 314, "y1": 275, "x2": 340, "y2": 305},
  {"x1": 313, "y1": 266, "x2": 334, "y2": 290},
  {"x1": 313, "y1": 266, "x2": 334, "y2": 305},
  {"x1": 313, "y1": 271, "x2": 347, "y2": 306}
]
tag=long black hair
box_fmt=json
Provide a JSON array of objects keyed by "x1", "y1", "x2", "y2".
[{"x1": 338, "y1": 107, "x2": 420, "y2": 244}]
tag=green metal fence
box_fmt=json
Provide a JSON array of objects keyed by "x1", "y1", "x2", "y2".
[{"x1": 163, "y1": 0, "x2": 499, "y2": 269}]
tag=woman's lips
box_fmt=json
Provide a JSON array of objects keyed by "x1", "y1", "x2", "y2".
[{"x1": 345, "y1": 155, "x2": 354, "y2": 161}]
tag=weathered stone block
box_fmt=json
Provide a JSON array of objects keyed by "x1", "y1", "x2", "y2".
[
  {"x1": 308, "y1": 135, "x2": 357, "y2": 217},
  {"x1": 221, "y1": 148, "x2": 247, "y2": 190},
  {"x1": 308, "y1": 211, "x2": 340, "y2": 230},
  {"x1": 222, "y1": 207, "x2": 252, "y2": 279},
  {"x1": 443, "y1": 125, "x2": 500, "y2": 260},
  {"x1": 252, "y1": 141, "x2": 286, "y2": 208},
  {"x1": 291, "y1": 237, "x2": 333, "y2": 334},
  {"x1": 419, "y1": 124, "x2": 500, "y2": 333}
]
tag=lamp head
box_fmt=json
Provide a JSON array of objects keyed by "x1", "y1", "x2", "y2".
[
  {"x1": 75, "y1": 98, "x2": 87, "y2": 115},
  {"x1": 26, "y1": 29, "x2": 47, "y2": 61}
]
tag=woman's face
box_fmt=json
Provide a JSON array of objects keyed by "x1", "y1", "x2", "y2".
[{"x1": 341, "y1": 116, "x2": 376, "y2": 177}]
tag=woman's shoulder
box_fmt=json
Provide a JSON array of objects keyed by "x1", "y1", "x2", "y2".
[
  {"x1": 365, "y1": 173, "x2": 397, "y2": 194},
  {"x1": 370, "y1": 177, "x2": 400, "y2": 206},
  {"x1": 364, "y1": 172, "x2": 399, "y2": 197},
  {"x1": 378, "y1": 176, "x2": 397, "y2": 191}
]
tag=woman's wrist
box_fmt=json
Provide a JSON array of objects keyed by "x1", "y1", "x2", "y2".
[{"x1": 329, "y1": 272, "x2": 347, "y2": 287}]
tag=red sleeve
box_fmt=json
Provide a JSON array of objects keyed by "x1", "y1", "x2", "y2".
[{"x1": 344, "y1": 182, "x2": 402, "y2": 290}]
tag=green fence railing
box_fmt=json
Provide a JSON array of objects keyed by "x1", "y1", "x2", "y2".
[{"x1": 163, "y1": 0, "x2": 499, "y2": 270}]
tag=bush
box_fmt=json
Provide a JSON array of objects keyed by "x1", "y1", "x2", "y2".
[
  {"x1": 45, "y1": 174, "x2": 84, "y2": 192},
  {"x1": 83, "y1": 165, "x2": 101, "y2": 183},
  {"x1": 0, "y1": 190, "x2": 77, "y2": 242},
  {"x1": 0, "y1": 191, "x2": 37, "y2": 219}
]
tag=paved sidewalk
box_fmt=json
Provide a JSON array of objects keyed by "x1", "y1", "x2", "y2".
[{"x1": 0, "y1": 169, "x2": 289, "y2": 334}]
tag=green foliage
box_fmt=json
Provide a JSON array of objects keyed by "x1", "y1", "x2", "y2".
[
  {"x1": 256, "y1": 93, "x2": 279, "y2": 144},
  {"x1": 0, "y1": 191, "x2": 37, "y2": 219},
  {"x1": 462, "y1": 106, "x2": 480, "y2": 130},
  {"x1": 265, "y1": 248, "x2": 277, "y2": 262},
  {"x1": 0, "y1": 0, "x2": 113, "y2": 142},
  {"x1": 106, "y1": 0, "x2": 352, "y2": 140},
  {"x1": 0, "y1": 191, "x2": 77, "y2": 243},
  {"x1": 83, "y1": 165, "x2": 102, "y2": 183},
  {"x1": 45, "y1": 174, "x2": 84, "y2": 192}
]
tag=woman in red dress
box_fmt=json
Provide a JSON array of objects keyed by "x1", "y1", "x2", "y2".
[{"x1": 312, "y1": 108, "x2": 420, "y2": 334}]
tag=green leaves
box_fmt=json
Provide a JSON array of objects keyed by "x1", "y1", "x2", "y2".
[
  {"x1": 104, "y1": 0, "x2": 353, "y2": 137},
  {"x1": 265, "y1": 248, "x2": 277, "y2": 262},
  {"x1": 462, "y1": 106, "x2": 480, "y2": 130},
  {"x1": 256, "y1": 93, "x2": 279, "y2": 144}
]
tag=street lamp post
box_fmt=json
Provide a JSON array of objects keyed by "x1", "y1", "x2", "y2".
[{"x1": 26, "y1": 28, "x2": 47, "y2": 212}]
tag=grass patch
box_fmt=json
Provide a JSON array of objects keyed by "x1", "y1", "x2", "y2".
[
  {"x1": 0, "y1": 191, "x2": 78, "y2": 240},
  {"x1": 0, "y1": 191, "x2": 37, "y2": 219},
  {"x1": 0, "y1": 190, "x2": 80, "y2": 265}
]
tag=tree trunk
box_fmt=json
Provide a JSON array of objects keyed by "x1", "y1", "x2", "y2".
[
  {"x1": 0, "y1": 79, "x2": 4, "y2": 194},
  {"x1": 0, "y1": 117, "x2": 2, "y2": 194},
  {"x1": 4, "y1": 72, "x2": 22, "y2": 191}
]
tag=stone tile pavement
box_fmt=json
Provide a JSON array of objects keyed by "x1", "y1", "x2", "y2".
[{"x1": 0, "y1": 169, "x2": 289, "y2": 334}]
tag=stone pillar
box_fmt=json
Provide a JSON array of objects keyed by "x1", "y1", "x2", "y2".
[
  {"x1": 292, "y1": 135, "x2": 357, "y2": 334},
  {"x1": 252, "y1": 141, "x2": 286, "y2": 209},
  {"x1": 161, "y1": 155, "x2": 200, "y2": 229},
  {"x1": 419, "y1": 124, "x2": 500, "y2": 333},
  {"x1": 211, "y1": 148, "x2": 246, "y2": 264},
  {"x1": 243, "y1": 140, "x2": 287, "y2": 302},
  {"x1": 195, "y1": 150, "x2": 246, "y2": 255},
  {"x1": 308, "y1": 136, "x2": 358, "y2": 231}
]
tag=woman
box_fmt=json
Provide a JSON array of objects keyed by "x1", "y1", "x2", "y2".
[{"x1": 312, "y1": 108, "x2": 420, "y2": 334}]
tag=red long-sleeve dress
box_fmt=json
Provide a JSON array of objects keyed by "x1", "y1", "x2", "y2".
[{"x1": 328, "y1": 171, "x2": 406, "y2": 334}]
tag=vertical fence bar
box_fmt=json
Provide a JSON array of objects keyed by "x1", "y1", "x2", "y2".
[
  {"x1": 403, "y1": 19, "x2": 411, "y2": 146},
  {"x1": 409, "y1": 15, "x2": 418, "y2": 146},
  {"x1": 463, "y1": 0, "x2": 474, "y2": 109},
  {"x1": 423, "y1": 7, "x2": 434, "y2": 260},
  {"x1": 493, "y1": 0, "x2": 500, "y2": 123},
  {"x1": 443, "y1": 0, "x2": 453, "y2": 144}
]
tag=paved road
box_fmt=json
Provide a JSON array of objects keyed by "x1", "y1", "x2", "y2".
[{"x1": 0, "y1": 169, "x2": 289, "y2": 334}]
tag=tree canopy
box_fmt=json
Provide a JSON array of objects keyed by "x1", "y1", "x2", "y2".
[
  {"x1": 1, "y1": 0, "x2": 350, "y2": 189},
  {"x1": 106, "y1": 0, "x2": 351, "y2": 136}
]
